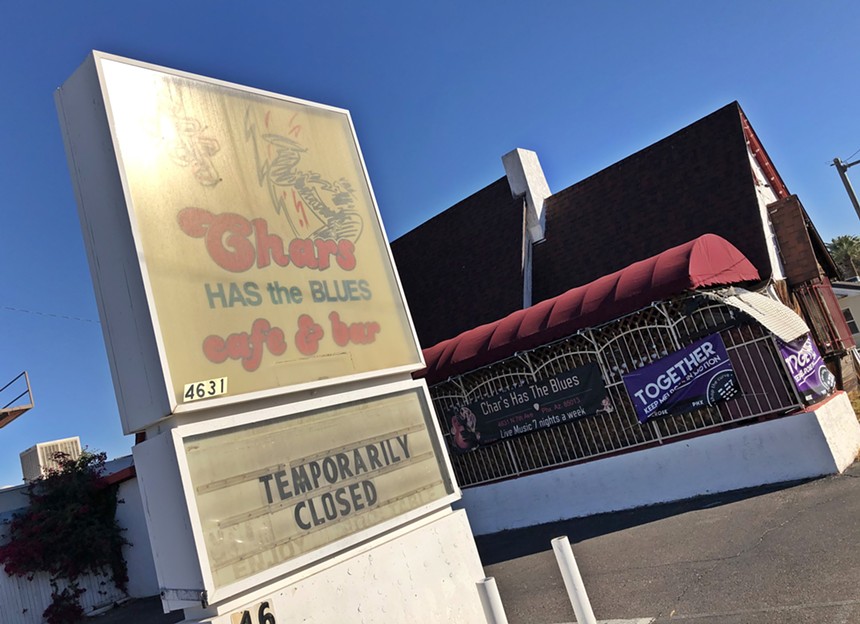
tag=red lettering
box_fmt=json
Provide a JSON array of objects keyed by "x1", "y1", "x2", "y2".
[
  {"x1": 336, "y1": 240, "x2": 356, "y2": 271},
  {"x1": 352, "y1": 322, "x2": 380, "y2": 343},
  {"x1": 252, "y1": 219, "x2": 290, "y2": 268},
  {"x1": 201, "y1": 318, "x2": 286, "y2": 372},
  {"x1": 295, "y1": 314, "x2": 324, "y2": 355},
  {"x1": 206, "y1": 213, "x2": 255, "y2": 271},
  {"x1": 178, "y1": 207, "x2": 255, "y2": 272},
  {"x1": 330, "y1": 311, "x2": 349, "y2": 347},
  {"x1": 329, "y1": 312, "x2": 380, "y2": 346},
  {"x1": 176, "y1": 206, "x2": 212, "y2": 237},
  {"x1": 226, "y1": 333, "x2": 251, "y2": 361},
  {"x1": 289, "y1": 238, "x2": 319, "y2": 269},
  {"x1": 178, "y1": 208, "x2": 358, "y2": 273},
  {"x1": 202, "y1": 335, "x2": 228, "y2": 363},
  {"x1": 314, "y1": 239, "x2": 338, "y2": 270}
]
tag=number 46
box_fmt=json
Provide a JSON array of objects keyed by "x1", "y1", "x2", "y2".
[{"x1": 233, "y1": 601, "x2": 275, "y2": 624}]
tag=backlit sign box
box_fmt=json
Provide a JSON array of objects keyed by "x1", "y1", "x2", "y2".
[
  {"x1": 133, "y1": 381, "x2": 458, "y2": 608},
  {"x1": 57, "y1": 52, "x2": 422, "y2": 433}
]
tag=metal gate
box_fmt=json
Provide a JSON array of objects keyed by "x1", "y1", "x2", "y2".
[{"x1": 429, "y1": 296, "x2": 803, "y2": 487}]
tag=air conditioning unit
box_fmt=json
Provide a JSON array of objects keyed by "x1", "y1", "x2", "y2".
[{"x1": 20, "y1": 437, "x2": 82, "y2": 482}]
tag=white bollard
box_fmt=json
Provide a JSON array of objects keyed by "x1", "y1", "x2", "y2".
[
  {"x1": 551, "y1": 536, "x2": 597, "y2": 624},
  {"x1": 477, "y1": 576, "x2": 510, "y2": 624}
]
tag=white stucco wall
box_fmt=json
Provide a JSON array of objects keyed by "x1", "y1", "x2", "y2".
[
  {"x1": 116, "y1": 477, "x2": 160, "y2": 598},
  {"x1": 459, "y1": 392, "x2": 860, "y2": 535},
  {"x1": 815, "y1": 391, "x2": 860, "y2": 471},
  {"x1": 260, "y1": 509, "x2": 486, "y2": 624},
  {"x1": 0, "y1": 485, "x2": 27, "y2": 516},
  {"x1": 837, "y1": 294, "x2": 860, "y2": 344},
  {"x1": 192, "y1": 509, "x2": 488, "y2": 624}
]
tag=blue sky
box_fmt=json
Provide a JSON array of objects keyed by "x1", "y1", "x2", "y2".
[{"x1": 1, "y1": 1, "x2": 859, "y2": 486}]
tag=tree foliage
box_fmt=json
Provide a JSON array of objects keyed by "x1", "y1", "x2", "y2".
[
  {"x1": 0, "y1": 450, "x2": 128, "y2": 624},
  {"x1": 827, "y1": 235, "x2": 860, "y2": 279}
]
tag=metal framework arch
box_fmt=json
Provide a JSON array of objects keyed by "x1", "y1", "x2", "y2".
[{"x1": 429, "y1": 296, "x2": 803, "y2": 488}]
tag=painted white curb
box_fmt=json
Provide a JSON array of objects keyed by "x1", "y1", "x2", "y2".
[{"x1": 555, "y1": 620, "x2": 654, "y2": 624}]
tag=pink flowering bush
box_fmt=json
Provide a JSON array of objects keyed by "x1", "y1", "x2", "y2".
[{"x1": 0, "y1": 451, "x2": 128, "y2": 624}]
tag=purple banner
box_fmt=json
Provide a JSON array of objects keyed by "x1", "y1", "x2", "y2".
[
  {"x1": 777, "y1": 334, "x2": 835, "y2": 404},
  {"x1": 623, "y1": 334, "x2": 739, "y2": 423}
]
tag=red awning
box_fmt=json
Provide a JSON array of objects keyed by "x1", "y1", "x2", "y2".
[{"x1": 418, "y1": 234, "x2": 759, "y2": 384}]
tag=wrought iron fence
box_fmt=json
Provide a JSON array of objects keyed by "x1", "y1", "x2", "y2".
[{"x1": 429, "y1": 296, "x2": 803, "y2": 488}]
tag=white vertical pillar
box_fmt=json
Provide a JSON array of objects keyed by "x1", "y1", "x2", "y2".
[
  {"x1": 477, "y1": 576, "x2": 509, "y2": 624},
  {"x1": 551, "y1": 536, "x2": 597, "y2": 624},
  {"x1": 502, "y1": 147, "x2": 551, "y2": 309},
  {"x1": 502, "y1": 148, "x2": 550, "y2": 243}
]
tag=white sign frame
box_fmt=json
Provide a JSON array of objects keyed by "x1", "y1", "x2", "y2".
[{"x1": 56, "y1": 51, "x2": 424, "y2": 434}]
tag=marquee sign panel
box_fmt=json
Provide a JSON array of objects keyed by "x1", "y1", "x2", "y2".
[{"x1": 174, "y1": 383, "x2": 456, "y2": 597}]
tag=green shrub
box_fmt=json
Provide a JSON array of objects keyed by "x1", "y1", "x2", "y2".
[{"x1": 0, "y1": 450, "x2": 128, "y2": 624}]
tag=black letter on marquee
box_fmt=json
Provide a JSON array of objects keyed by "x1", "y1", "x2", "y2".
[{"x1": 258, "y1": 474, "x2": 275, "y2": 504}]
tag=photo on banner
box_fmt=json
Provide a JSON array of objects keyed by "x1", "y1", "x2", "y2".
[
  {"x1": 443, "y1": 362, "x2": 609, "y2": 452},
  {"x1": 623, "y1": 333, "x2": 739, "y2": 423}
]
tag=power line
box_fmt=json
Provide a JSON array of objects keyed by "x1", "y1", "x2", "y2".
[
  {"x1": 1, "y1": 306, "x2": 100, "y2": 324},
  {"x1": 845, "y1": 146, "x2": 860, "y2": 163}
]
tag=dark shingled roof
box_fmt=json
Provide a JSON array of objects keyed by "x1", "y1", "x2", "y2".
[
  {"x1": 392, "y1": 102, "x2": 778, "y2": 351},
  {"x1": 533, "y1": 102, "x2": 770, "y2": 302},
  {"x1": 391, "y1": 177, "x2": 525, "y2": 347}
]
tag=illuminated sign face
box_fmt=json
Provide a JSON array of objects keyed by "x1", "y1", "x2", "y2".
[
  {"x1": 179, "y1": 387, "x2": 454, "y2": 590},
  {"x1": 98, "y1": 58, "x2": 420, "y2": 408}
]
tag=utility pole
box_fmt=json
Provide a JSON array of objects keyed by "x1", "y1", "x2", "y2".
[{"x1": 833, "y1": 157, "x2": 860, "y2": 221}]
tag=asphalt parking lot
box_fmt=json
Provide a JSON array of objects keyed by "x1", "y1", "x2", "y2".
[
  {"x1": 93, "y1": 464, "x2": 860, "y2": 623},
  {"x1": 479, "y1": 463, "x2": 860, "y2": 623}
]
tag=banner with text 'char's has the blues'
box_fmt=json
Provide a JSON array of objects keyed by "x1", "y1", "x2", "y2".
[{"x1": 444, "y1": 362, "x2": 608, "y2": 452}]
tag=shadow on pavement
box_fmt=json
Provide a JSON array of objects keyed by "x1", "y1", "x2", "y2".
[
  {"x1": 89, "y1": 596, "x2": 184, "y2": 624},
  {"x1": 474, "y1": 476, "x2": 818, "y2": 566}
]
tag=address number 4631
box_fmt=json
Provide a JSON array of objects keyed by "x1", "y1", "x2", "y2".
[
  {"x1": 183, "y1": 377, "x2": 228, "y2": 402},
  {"x1": 231, "y1": 600, "x2": 275, "y2": 624}
]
